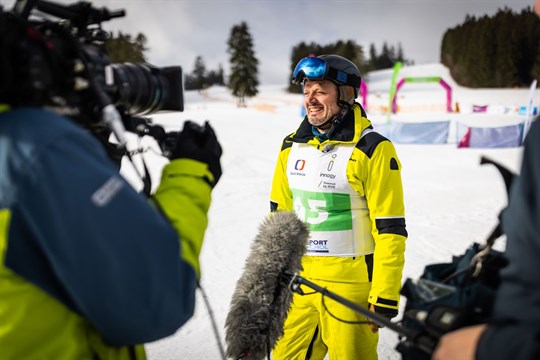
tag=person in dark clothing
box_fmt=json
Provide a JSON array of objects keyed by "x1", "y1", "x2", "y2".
[{"x1": 433, "y1": 120, "x2": 540, "y2": 360}]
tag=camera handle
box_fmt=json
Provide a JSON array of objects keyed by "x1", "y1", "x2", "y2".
[
  {"x1": 102, "y1": 104, "x2": 128, "y2": 147},
  {"x1": 14, "y1": 0, "x2": 125, "y2": 28},
  {"x1": 102, "y1": 105, "x2": 152, "y2": 195},
  {"x1": 284, "y1": 273, "x2": 438, "y2": 355}
]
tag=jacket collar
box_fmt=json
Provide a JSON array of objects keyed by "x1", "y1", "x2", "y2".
[{"x1": 288, "y1": 103, "x2": 372, "y2": 145}]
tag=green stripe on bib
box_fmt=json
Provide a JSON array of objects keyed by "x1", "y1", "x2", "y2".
[{"x1": 291, "y1": 189, "x2": 353, "y2": 231}]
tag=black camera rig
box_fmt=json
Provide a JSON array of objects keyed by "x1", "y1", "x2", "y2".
[{"x1": 0, "y1": 0, "x2": 183, "y2": 158}]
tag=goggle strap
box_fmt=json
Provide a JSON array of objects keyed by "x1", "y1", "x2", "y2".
[{"x1": 326, "y1": 67, "x2": 361, "y2": 88}]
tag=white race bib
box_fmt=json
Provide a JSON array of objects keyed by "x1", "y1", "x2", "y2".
[{"x1": 287, "y1": 143, "x2": 374, "y2": 256}]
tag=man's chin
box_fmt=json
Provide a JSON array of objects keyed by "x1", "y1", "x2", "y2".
[{"x1": 307, "y1": 117, "x2": 325, "y2": 126}]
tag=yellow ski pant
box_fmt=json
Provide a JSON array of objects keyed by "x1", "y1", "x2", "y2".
[{"x1": 272, "y1": 267, "x2": 378, "y2": 360}]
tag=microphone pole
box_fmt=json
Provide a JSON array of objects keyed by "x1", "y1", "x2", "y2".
[{"x1": 286, "y1": 273, "x2": 437, "y2": 355}]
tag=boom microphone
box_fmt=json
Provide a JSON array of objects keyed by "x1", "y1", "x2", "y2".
[{"x1": 224, "y1": 211, "x2": 309, "y2": 360}]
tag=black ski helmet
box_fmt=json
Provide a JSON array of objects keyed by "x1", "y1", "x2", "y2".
[{"x1": 292, "y1": 54, "x2": 362, "y2": 101}]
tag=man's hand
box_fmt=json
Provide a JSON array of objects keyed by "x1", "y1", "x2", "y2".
[
  {"x1": 170, "y1": 121, "x2": 222, "y2": 187},
  {"x1": 432, "y1": 324, "x2": 487, "y2": 360},
  {"x1": 368, "y1": 304, "x2": 398, "y2": 333},
  {"x1": 368, "y1": 304, "x2": 380, "y2": 333}
]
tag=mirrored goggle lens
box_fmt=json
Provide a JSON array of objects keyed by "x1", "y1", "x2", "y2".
[{"x1": 292, "y1": 57, "x2": 327, "y2": 84}]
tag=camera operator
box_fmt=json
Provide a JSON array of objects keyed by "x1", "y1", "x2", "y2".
[
  {"x1": 433, "y1": 119, "x2": 540, "y2": 360},
  {"x1": 0, "y1": 2, "x2": 222, "y2": 360},
  {"x1": 433, "y1": 3, "x2": 540, "y2": 359}
]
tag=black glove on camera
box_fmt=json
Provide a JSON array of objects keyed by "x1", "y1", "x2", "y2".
[{"x1": 170, "y1": 120, "x2": 223, "y2": 187}]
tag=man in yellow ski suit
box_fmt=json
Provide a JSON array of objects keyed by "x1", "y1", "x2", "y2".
[{"x1": 271, "y1": 55, "x2": 407, "y2": 360}]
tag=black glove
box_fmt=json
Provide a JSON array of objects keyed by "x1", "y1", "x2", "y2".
[{"x1": 170, "y1": 120, "x2": 223, "y2": 187}]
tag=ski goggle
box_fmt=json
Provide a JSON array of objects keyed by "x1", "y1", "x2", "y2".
[
  {"x1": 292, "y1": 57, "x2": 360, "y2": 89},
  {"x1": 292, "y1": 57, "x2": 327, "y2": 84}
]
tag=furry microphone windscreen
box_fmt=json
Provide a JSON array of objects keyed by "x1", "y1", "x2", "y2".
[{"x1": 224, "y1": 211, "x2": 309, "y2": 360}]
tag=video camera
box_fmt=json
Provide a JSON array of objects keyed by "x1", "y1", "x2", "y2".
[{"x1": 0, "y1": 0, "x2": 183, "y2": 156}]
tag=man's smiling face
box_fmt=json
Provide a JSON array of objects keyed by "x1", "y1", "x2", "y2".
[{"x1": 303, "y1": 80, "x2": 340, "y2": 132}]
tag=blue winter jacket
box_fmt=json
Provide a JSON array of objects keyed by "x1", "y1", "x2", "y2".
[{"x1": 0, "y1": 108, "x2": 213, "y2": 359}]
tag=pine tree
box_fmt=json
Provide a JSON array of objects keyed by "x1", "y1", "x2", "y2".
[
  {"x1": 533, "y1": 44, "x2": 540, "y2": 83},
  {"x1": 339, "y1": 40, "x2": 366, "y2": 73},
  {"x1": 396, "y1": 43, "x2": 404, "y2": 63},
  {"x1": 185, "y1": 59, "x2": 225, "y2": 90},
  {"x1": 517, "y1": 8, "x2": 540, "y2": 86},
  {"x1": 193, "y1": 56, "x2": 207, "y2": 92},
  {"x1": 213, "y1": 64, "x2": 225, "y2": 86},
  {"x1": 367, "y1": 43, "x2": 378, "y2": 71},
  {"x1": 493, "y1": 9, "x2": 520, "y2": 87},
  {"x1": 378, "y1": 42, "x2": 395, "y2": 69},
  {"x1": 227, "y1": 22, "x2": 259, "y2": 107},
  {"x1": 207, "y1": 67, "x2": 225, "y2": 87},
  {"x1": 474, "y1": 16, "x2": 496, "y2": 87}
]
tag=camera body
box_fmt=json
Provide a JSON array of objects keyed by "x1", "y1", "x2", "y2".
[
  {"x1": 0, "y1": 0, "x2": 183, "y2": 151},
  {"x1": 396, "y1": 242, "x2": 508, "y2": 359}
]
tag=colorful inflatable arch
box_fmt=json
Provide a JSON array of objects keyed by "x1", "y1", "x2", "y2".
[{"x1": 391, "y1": 77, "x2": 453, "y2": 113}]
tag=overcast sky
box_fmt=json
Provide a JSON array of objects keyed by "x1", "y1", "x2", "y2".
[{"x1": 4, "y1": 0, "x2": 534, "y2": 84}]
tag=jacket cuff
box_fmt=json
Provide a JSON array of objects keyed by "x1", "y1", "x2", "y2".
[
  {"x1": 165, "y1": 158, "x2": 214, "y2": 186},
  {"x1": 372, "y1": 304, "x2": 398, "y2": 319},
  {"x1": 369, "y1": 295, "x2": 398, "y2": 308}
]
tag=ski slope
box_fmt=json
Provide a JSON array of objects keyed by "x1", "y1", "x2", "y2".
[{"x1": 118, "y1": 63, "x2": 535, "y2": 359}]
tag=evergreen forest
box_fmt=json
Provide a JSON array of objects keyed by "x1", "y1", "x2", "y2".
[{"x1": 441, "y1": 7, "x2": 540, "y2": 88}]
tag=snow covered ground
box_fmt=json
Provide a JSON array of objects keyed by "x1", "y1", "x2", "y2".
[{"x1": 118, "y1": 63, "x2": 537, "y2": 359}]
